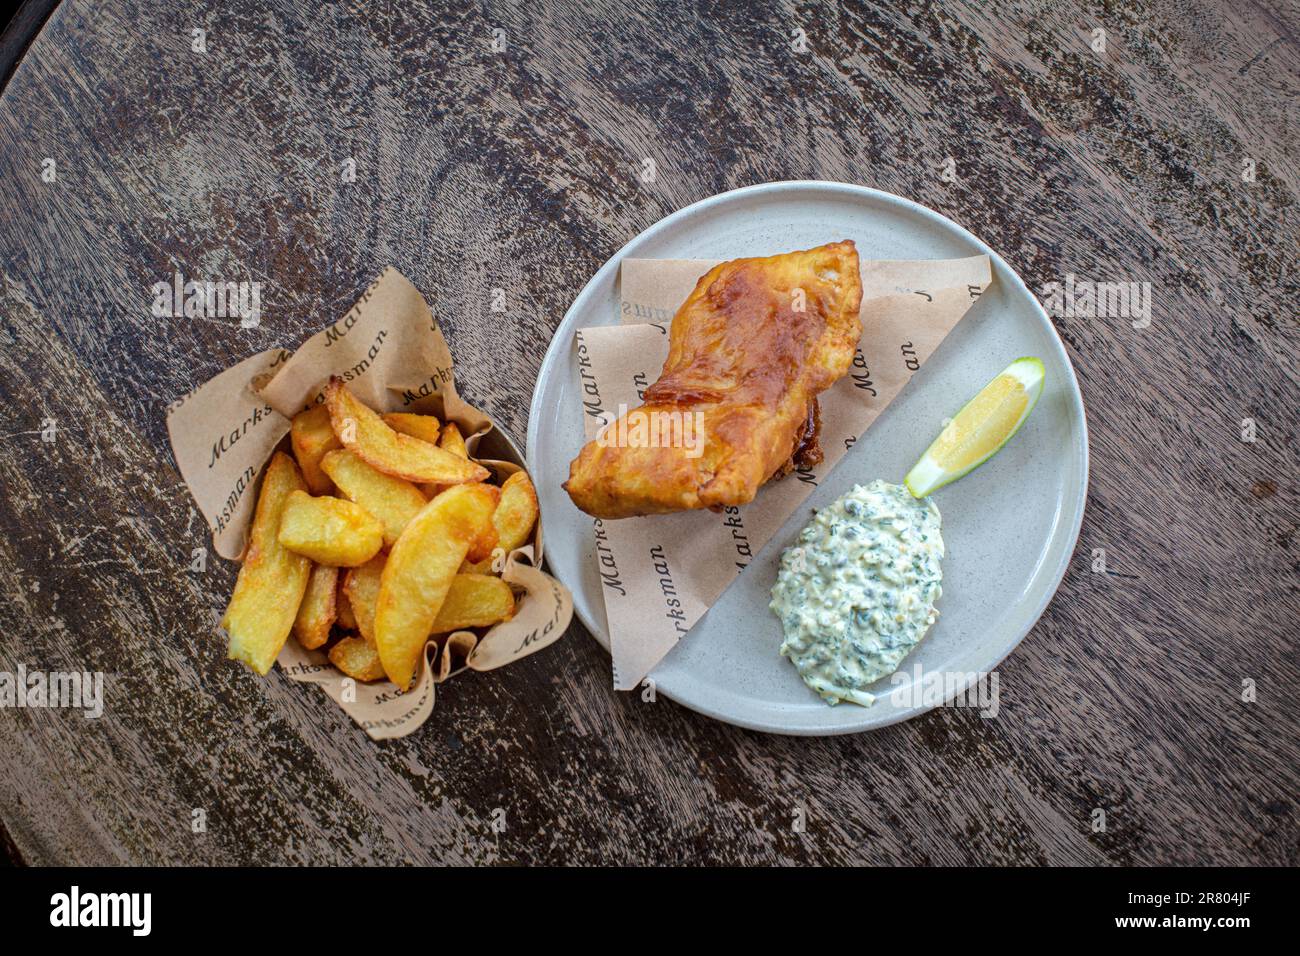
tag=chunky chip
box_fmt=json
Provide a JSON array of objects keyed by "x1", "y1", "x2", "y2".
[
  {"x1": 439, "y1": 421, "x2": 467, "y2": 458},
  {"x1": 416, "y1": 421, "x2": 496, "y2": 567},
  {"x1": 320, "y1": 448, "x2": 428, "y2": 548},
  {"x1": 293, "y1": 563, "x2": 338, "y2": 650},
  {"x1": 382, "y1": 412, "x2": 441, "y2": 445},
  {"x1": 336, "y1": 578, "x2": 358, "y2": 630},
  {"x1": 324, "y1": 378, "x2": 488, "y2": 484},
  {"x1": 289, "y1": 405, "x2": 341, "y2": 495},
  {"x1": 462, "y1": 470, "x2": 539, "y2": 572},
  {"x1": 375, "y1": 483, "x2": 499, "y2": 689},
  {"x1": 328, "y1": 636, "x2": 387, "y2": 682},
  {"x1": 277, "y1": 491, "x2": 384, "y2": 567},
  {"x1": 466, "y1": 511, "x2": 499, "y2": 565},
  {"x1": 422, "y1": 421, "x2": 467, "y2": 498},
  {"x1": 493, "y1": 471, "x2": 539, "y2": 553},
  {"x1": 342, "y1": 554, "x2": 385, "y2": 644},
  {"x1": 222, "y1": 452, "x2": 312, "y2": 674},
  {"x1": 432, "y1": 574, "x2": 516, "y2": 633},
  {"x1": 419, "y1": 421, "x2": 499, "y2": 561}
]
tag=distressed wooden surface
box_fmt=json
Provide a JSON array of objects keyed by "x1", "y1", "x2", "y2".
[{"x1": 0, "y1": 0, "x2": 1296, "y2": 866}]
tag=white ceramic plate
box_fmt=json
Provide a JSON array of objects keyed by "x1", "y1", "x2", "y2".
[{"x1": 527, "y1": 181, "x2": 1088, "y2": 734}]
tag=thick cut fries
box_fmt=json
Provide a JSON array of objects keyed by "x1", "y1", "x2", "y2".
[
  {"x1": 328, "y1": 636, "x2": 387, "y2": 682},
  {"x1": 432, "y1": 574, "x2": 515, "y2": 633},
  {"x1": 382, "y1": 412, "x2": 441, "y2": 445},
  {"x1": 493, "y1": 471, "x2": 539, "y2": 553},
  {"x1": 418, "y1": 422, "x2": 500, "y2": 561},
  {"x1": 439, "y1": 422, "x2": 467, "y2": 458},
  {"x1": 289, "y1": 405, "x2": 341, "y2": 495},
  {"x1": 324, "y1": 378, "x2": 488, "y2": 484},
  {"x1": 421, "y1": 421, "x2": 467, "y2": 498},
  {"x1": 336, "y1": 580, "x2": 358, "y2": 629},
  {"x1": 294, "y1": 563, "x2": 338, "y2": 650},
  {"x1": 343, "y1": 554, "x2": 385, "y2": 644},
  {"x1": 375, "y1": 483, "x2": 498, "y2": 689},
  {"x1": 222, "y1": 452, "x2": 312, "y2": 674},
  {"x1": 220, "y1": 377, "x2": 545, "y2": 694},
  {"x1": 277, "y1": 491, "x2": 384, "y2": 566},
  {"x1": 320, "y1": 449, "x2": 428, "y2": 548},
  {"x1": 466, "y1": 510, "x2": 499, "y2": 564},
  {"x1": 463, "y1": 471, "x2": 539, "y2": 572}
]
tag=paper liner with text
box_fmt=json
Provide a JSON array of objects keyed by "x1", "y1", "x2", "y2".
[
  {"x1": 578, "y1": 255, "x2": 992, "y2": 690},
  {"x1": 167, "y1": 267, "x2": 573, "y2": 739}
]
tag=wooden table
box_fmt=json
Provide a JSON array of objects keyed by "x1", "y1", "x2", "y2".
[{"x1": 0, "y1": 0, "x2": 1295, "y2": 866}]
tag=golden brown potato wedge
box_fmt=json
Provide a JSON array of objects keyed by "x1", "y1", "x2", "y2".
[
  {"x1": 439, "y1": 421, "x2": 467, "y2": 458},
  {"x1": 320, "y1": 449, "x2": 428, "y2": 548},
  {"x1": 432, "y1": 574, "x2": 515, "y2": 633},
  {"x1": 324, "y1": 378, "x2": 488, "y2": 484},
  {"x1": 421, "y1": 421, "x2": 468, "y2": 497},
  {"x1": 462, "y1": 471, "x2": 539, "y2": 572},
  {"x1": 289, "y1": 405, "x2": 341, "y2": 495},
  {"x1": 342, "y1": 554, "x2": 385, "y2": 644},
  {"x1": 222, "y1": 452, "x2": 312, "y2": 674},
  {"x1": 336, "y1": 578, "x2": 358, "y2": 630},
  {"x1": 419, "y1": 422, "x2": 501, "y2": 557},
  {"x1": 277, "y1": 491, "x2": 384, "y2": 567},
  {"x1": 382, "y1": 412, "x2": 441, "y2": 445},
  {"x1": 328, "y1": 636, "x2": 387, "y2": 682},
  {"x1": 465, "y1": 504, "x2": 499, "y2": 564},
  {"x1": 375, "y1": 483, "x2": 499, "y2": 689},
  {"x1": 293, "y1": 563, "x2": 338, "y2": 650},
  {"x1": 493, "y1": 471, "x2": 538, "y2": 553}
]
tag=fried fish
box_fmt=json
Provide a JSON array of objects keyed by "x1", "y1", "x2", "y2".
[{"x1": 564, "y1": 241, "x2": 863, "y2": 518}]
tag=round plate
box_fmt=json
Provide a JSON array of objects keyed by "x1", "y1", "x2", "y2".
[{"x1": 528, "y1": 181, "x2": 1088, "y2": 734}]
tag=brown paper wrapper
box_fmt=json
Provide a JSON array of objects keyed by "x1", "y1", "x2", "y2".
[
  {"x1": 167, "y1": 267, "x2": 573, "y2": 739},
  {"x1": 580, "y1": 255, "x2": 992, "y2": 690}
]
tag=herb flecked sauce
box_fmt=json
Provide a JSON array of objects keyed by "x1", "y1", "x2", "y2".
[{"x1": 770, "y1": 480, "x2": 944, "y2": 706}]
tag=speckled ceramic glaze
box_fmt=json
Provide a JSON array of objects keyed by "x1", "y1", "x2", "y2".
[{"x1": 528, "y1": 182, "x2": 1088, "y2": 734}]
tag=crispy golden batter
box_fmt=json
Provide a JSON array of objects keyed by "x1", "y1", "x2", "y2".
[{"x1": 564, "y1": 241, "x2": 862, "y2": 518}]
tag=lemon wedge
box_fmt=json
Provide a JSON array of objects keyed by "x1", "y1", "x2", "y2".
[{"x1": 904, "y1": 357, "x2": 1045, "y2": 498}]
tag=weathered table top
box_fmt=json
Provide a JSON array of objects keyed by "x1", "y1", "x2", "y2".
[{"x1": 0, "y1": 0, "x2": 1295, "y2": 866}]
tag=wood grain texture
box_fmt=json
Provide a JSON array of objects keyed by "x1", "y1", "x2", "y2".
[{"x1": 0, "y1": 0, "x2": 1295, "y2": 865}]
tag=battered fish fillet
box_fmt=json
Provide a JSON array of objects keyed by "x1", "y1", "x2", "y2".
[{"x1": 564, "y1": 240, "x2": 863, "y2": 518}]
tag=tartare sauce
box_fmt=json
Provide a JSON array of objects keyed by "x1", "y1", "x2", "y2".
[{"x1": 770, "y1": 480, "x2": 944, "y2": 706}]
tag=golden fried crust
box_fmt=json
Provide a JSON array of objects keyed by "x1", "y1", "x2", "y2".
[{"x1": 564, "y1": 241, "x2": 862, "y2": 518}]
